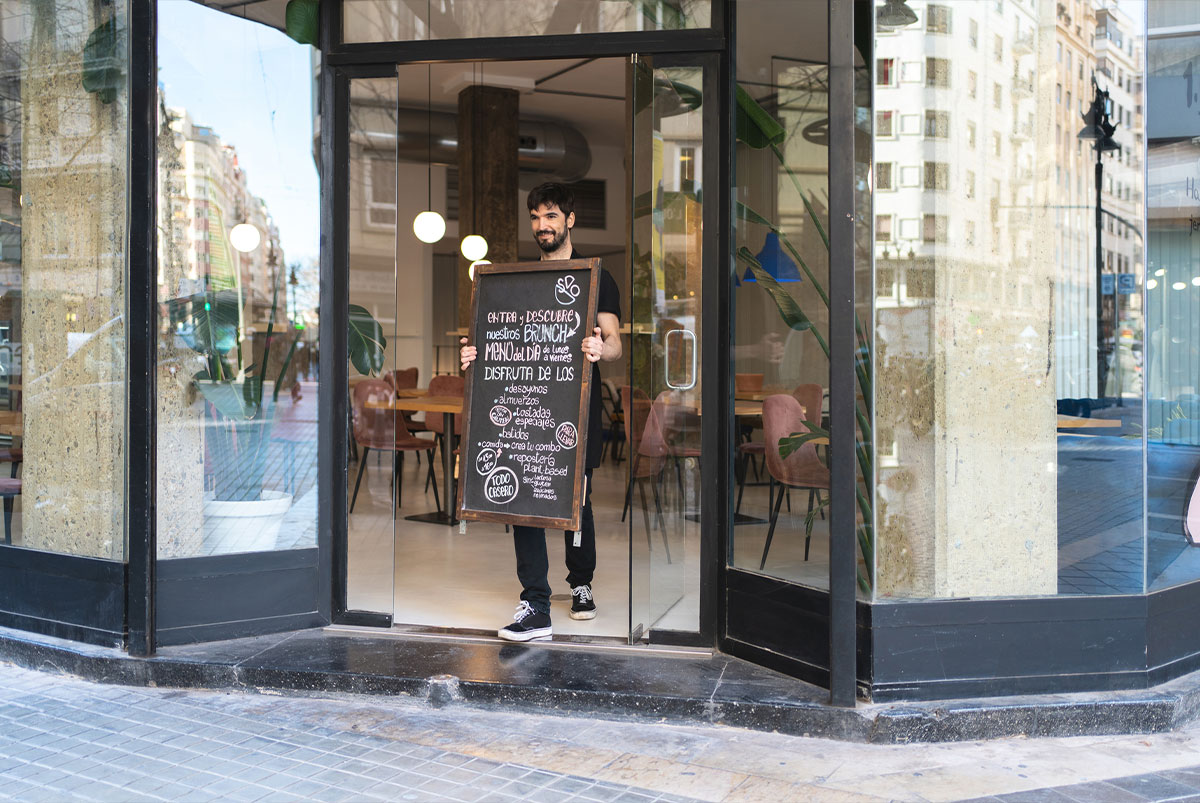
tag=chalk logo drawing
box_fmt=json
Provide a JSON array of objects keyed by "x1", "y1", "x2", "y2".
[
  {"x1": 556, "y1": 422, "x2": 578, "y2": 449},
  {"x1": 555, "y1": 274, "x2": 581, "y2": 306},
  {"x1": 476, "y1": 448, "x2": 499, "y2": 476},
  {"x1": 489, "y1": 405, "x2": 512, "y2": 426},
  {"x1": 483, "y1": 467, "x2": 519, "y2": 504}
]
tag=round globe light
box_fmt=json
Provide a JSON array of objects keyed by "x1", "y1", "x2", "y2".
[
  {"x1": 468, "y1": 259, "x2": 491, "y2": 281},
  {"x1": 1146, "y1": 279, "x2": 1158, "y2": 290},
  {"x1": 413, "y1": 210, "x2": 446, "y2": 244},
  {"x1": 460, "y1": 234, "x2": 489, "y2": 262},
  {"x1": 1173, "y1": 281, "x2": 1187, "y2": 291},
  {"x1": 229, "y1": 222, "x2": 261, "y2": 253}
]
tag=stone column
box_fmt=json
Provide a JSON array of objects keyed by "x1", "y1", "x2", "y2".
[
  {"x1": 19, "y1": 7, "x2": 127, "y2": 559},
  {"x1": 456, "y1": 85, "x2": 519, "y2": 329}
]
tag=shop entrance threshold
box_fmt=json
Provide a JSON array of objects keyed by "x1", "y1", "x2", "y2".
[{"x1": 4, "y1": 624, "x2": 1200, "y2": 744}]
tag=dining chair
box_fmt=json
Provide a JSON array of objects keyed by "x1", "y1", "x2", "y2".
[
  {"x1": 758, "y1": 393, "x2": 830, "y2": 570},
  {"x1": 424, "y1": 373, "x2": 465, "y2": 495},
  {"x1": 599, "y1": 379, "x2": 624, "y2": 464},
  {"x1": 654, "y1": 390, "x2": 702, "y2": 510},
  {"x1": 620, "y1": 386, "x2": 671, "y2": 562},
  {"x1": 0, "y1": 446, "x2": 19, "y2": 545},
  {"x1": 349, "y1": 379, "x2": 439, "y2": 514}
]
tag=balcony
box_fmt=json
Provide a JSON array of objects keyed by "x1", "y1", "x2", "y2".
[{"x1": 1012, "y1": 32, "x2": 1034, "y2": 56}]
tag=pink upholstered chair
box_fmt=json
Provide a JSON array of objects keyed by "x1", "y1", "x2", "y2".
[
  {"x1": 759, "y1": 393, "x2": 830, "y2": 570},
  {"x1": 350, "y1": 379, "x2": 438, "y2": 513},
  {"x1": 620, "y1": 386, "x2": 671, "y2": 562}
]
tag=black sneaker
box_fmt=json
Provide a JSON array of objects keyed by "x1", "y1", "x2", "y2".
[
  {"x1": 498, "y1": 601, "x2": 552, "y2": 642},
  {"x1": 569, "y1": 585, "x2": 596, "y2": 620}
]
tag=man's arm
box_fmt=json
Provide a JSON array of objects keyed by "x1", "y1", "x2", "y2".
[{"x1": 582, "y1": 312, "x2": 621, "y2": 363}]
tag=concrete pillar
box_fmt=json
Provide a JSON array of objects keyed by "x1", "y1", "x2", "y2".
[
  {"x1": 456, "y1": 85, "x2": 519, "y2": 329},
  {"x1": 20, "y1": 7, "x2": 127, "y2": 559}
]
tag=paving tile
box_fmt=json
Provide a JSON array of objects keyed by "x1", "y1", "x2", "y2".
[{"x1": 1104, "y1": 773, "x2": 1200, "y2": 800}]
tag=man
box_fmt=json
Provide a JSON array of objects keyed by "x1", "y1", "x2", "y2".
[{"x1": 460, "y1": 182, "x2": 622, "y2": 642}]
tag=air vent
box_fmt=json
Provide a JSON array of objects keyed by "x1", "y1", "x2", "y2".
[{"x1": 446, "y1": 169, "x2": 605, "y2": 230}]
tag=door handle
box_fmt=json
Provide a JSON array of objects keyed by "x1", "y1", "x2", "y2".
[{"x1": 664, "y1": 328, "x2": 696, "y2": 390}]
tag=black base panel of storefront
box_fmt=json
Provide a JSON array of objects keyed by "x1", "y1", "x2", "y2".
[
  {"x1": 722, "y1": 569, "x2": 872, "y2": 693},
  {"x1": 156, "y1": 549, "x2": 326, "y2": 646},
  {"x1": 0, "y1": 547, "x2": 125, "y2": 647},
  {"x1": 6, "y1": 623, "x2": 1200, "y2": 744}
]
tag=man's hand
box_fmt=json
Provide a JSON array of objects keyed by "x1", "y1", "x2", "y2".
[
  {"x1": 582, "y1": 327, "x2": 604, "y2": 363},
  {"x1": 460, "y1": 337, "x2": 477, "y2": 371}
]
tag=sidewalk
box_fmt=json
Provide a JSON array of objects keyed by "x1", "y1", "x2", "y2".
[{"x1": 3, "y1": 661, "x2": 1200, "y2": 802}]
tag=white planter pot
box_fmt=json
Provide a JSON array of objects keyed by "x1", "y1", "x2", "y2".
[{"x1": 202, "y1": 489, "x2": 293, "y2": 555}]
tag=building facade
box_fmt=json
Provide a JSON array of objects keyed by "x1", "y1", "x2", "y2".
[{"x1": 0, "y1": 0, "x2": 1198, "y2": 706}]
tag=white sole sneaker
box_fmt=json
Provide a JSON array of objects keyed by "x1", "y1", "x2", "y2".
[
  {"x1": 497, "y1": 625, "x2": 552, "y2": 642},
  {"x1": 568, "y1": 609, "x2": 596, "y2": 620}
]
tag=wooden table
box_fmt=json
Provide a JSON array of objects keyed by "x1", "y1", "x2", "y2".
[
  {"x1": 368, "y1": 395, "x2": 463, "y2": 526},
  {"x1": 0, "y1": 411, "x2": 20, "y2": 437},
  {"x1": 1056, "y1": 414, "x2": 1122, "y2": 429}
]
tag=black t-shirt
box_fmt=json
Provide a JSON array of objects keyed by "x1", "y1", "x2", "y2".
[{"x1": 572, "y1": 249, "x2": 622, "y2": 470}]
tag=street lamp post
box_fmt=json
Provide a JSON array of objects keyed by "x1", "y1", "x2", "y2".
[{"x1": 1078, "y1": 76, "x2": 1120, "y2": 399}]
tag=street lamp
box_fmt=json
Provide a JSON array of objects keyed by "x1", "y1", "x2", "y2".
[{"x1": 1077, "y1": 75, "x2": 1120, "y2": 399}]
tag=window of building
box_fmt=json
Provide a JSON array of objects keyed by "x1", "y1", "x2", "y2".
[
  {"x1": 1057, "y1": 42, "x2": 1063, "y2": 63},
  {"x1": 364, "y1": 154, "x2": 398, "y2": 229},
  {"x1": 926, "y1": 4, "x2": 951, "y2": 33},
  {"x1": 901, "y1": 61, "x2": 923, "y2": 82},
  {"x1": 994, "y1": 83, "x2": 1003, "y2": 109},
  {"x1": 994, "y1": 34, "x2": 1003, "y2": 62},
  {"x1": 966, "y1": 170, "x2": 976, "y2": 198},
  {"x1": 924, "y1": 161, "x2": 950, "y2": 190},
  {"x1": 926, "y1": 57, "x2": 951, "y2": 88},
  {"x1": 876, "y1": 214, "x2": 894, "y2": 242},
  {"x1": 969, "y1": 18, "x2": 978, "y2": 48},
  {"x1": 877, "y1": 110, "x2": 896, "y2": 138},
  {"x1": 965, "y1": 220, "x2": 976, "y2": 246},
  {"x1": 1056, "y1": 83, "x2": 1062, "y2": 104},
  {"x1": 876, "y1": 162, "x2": 895, "y2": 190},
  {"x1": 877, "y1": 58, "x2": 897, "y2": 86},
  {"x1": 898, "y1": 218, "x2": 920, "y2": 241},
  {"x1": 923, "y1": 214, "x2": 949, "y2": 243},
  {"x1": 899, "y1": 114, "x2": 921, "y2": 135},
  {"x1": 967, "y1": 70, "x2": 978, "y2": 99},
  {"x1": 924, "y1": 110, "x2": 950, "y2": 138},
  {"x1": 992, "y1": 132, "x2": 1002, "y2": 157},
  {"x1": 967, "y1": 120, "x2": 977, "y2": 149},
  {"x1": 899, "y1": 165, "x2": 922, "y2": 187}
]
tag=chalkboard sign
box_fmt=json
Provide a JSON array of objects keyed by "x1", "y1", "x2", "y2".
[{"x1": 457, "y1": 259, "x2": 600, "y2": 530}]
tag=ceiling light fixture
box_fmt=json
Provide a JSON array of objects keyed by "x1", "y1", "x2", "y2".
[{"x1": 413, "y1": 63, "x2": 446, "y2": 244}]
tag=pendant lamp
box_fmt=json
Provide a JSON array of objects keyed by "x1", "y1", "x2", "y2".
[
  {"x1": 413, "y1": 63, "x2": 445, "y2": 244},
  {"x1": 461, "y1": 62, "x2": 489, "y2": 261}
]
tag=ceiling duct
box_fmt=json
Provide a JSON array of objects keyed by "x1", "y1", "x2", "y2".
[{"x1": 349, "y1": 103, "x2": 592, "y2": 183}]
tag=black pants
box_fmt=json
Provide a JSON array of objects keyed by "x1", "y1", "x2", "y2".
[{"x1": 513, "y1": 470, "x2": 595, "y2": 615}]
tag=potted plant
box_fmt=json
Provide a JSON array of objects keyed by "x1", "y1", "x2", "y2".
[{"x1": 170, "y1": 275, "x2": 385, "y2": 552}]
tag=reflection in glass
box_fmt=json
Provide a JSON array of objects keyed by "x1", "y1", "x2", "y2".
[
  {"x1": 0, "y1": 0, "x2": 129, "y2": 559},
  {"x1": 156, "y1": 3, "x2": 319, "y2": 558},
  {"x1": 873, "y1": 0, "x2": 1146, "y2": 598},
  {"x1": 1147, "y1": 19, "x2": 1200, "y2": 589},
  {"x1": 731, "y1": 2, "x2": 840, "y2": 590},
  {"x1": 344, "y1": 0, "x2": 711, "y2": 43}
]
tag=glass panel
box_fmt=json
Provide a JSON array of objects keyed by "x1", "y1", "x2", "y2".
[
  {"x1": 730, "y1": 3, "x2": 838, "y2": 589},
  {"x1": 1147, "y1": 4, "x2": 1200, "y2": 589},
  {"x1": 156, "y1": 3, "x2": 320, "y2": 559},
  {"x1": 346, "y1": 76, "x2": 398, "y2": 614},
  {"x1": 344, "y1": 0, "x2": 711, "y2": 43},
  {"x1": 630, "y1": 58, "x2": 703, "y2": 636},
  {"x1": 873, "y1": 1, "x2": 1146, "y2": 598},
  {"x1": 0, "y1": 0, "x2": 128, "y2": 558}
]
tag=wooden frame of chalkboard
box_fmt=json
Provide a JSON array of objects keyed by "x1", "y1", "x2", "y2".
[{"x1": 456, "y1": 258, "x2": 601, "y2": 531}]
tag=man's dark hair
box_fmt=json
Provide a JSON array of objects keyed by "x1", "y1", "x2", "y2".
[{"x1": 526, "y1": 182, "x2": 575, "y2": 219}]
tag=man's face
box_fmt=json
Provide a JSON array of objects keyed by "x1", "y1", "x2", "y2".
[{"x1": 530, "y1": 202, "x2": 574, "y2": 254}]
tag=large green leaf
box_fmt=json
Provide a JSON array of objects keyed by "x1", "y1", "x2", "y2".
[
  {"x1": 194, "y1": 377, "x2": 261, "y2": 421},
  {"x1": 169, "y1": 290, "x2": 240, "y2": 360},
  {"x1": 737, "y1": 247, "x2": 814, "y2": 336},
  {"x1": 285, "y1": 0, "x2": 319, "y2": 45},
  {"x1": 349, "y1": 304, "x2": 386, "y2": 377},
  {"x1": 82, "y1": 18, "x2": 122, "y2": 104},
  {"x1": 735, "y1": 85, "x2": 785, "y2": 149}
]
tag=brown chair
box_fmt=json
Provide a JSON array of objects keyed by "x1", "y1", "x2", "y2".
[
  {"x1": 424, "y1": 373, "x2": 465, "y2": 495},
  {"x1": 386, "y1": 367, "x2": 425, "y2": 435},
  {"x1": 620, "y1": 386, "x2": 670, "y2": 562},
  {"x1": 759, "y1": 394, "x2": 830, "y2": 570},
  {"x1": 735, "y1": 373, "x2": 764, "y2": 393},
  {"x1": 654, "y1": 390, "x2": 702, "y2": 510},
  {"x1": 350, "y1": 379, "x2": 439, "y2": 513}
]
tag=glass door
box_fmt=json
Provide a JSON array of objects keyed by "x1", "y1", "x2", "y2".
[{"x1": 628, "y1": 56, "x2": 710, "y2": 641}]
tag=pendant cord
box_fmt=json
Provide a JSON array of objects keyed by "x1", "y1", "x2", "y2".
[{"x1": 427, "y1": 63, "x2": 432, "y2": 211}]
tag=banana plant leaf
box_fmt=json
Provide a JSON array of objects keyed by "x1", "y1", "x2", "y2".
[
  {"x1": 735, "y1": 85, "x2": 786, "y2": 149},
  {"x1": 168, "y1": 290, "x2": 240, "y2": 359},
  {"x1": 737, "y1": 247, "x2": 814, "y2": 336},
  {"x1": 82, "y1": 18, "x2": 122, "y2": 104},
  {"x1": 285, "y1": 0, "x2": 319, "y2": 45},
  {"x1": 193, "y1": 376, "x2": 262, "y2": 421},
  {"x1": 349, "y1": 303, "x2": 387, "y2": 377}
]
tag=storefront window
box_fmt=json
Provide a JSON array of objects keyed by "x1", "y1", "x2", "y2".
[
  {"x1": 874, "y1": 0, "x2": 1146, "y2": 599},
  {"x1": 1147, "y1": 2, "x2": 1200, "y2": 590},
  {"x1": 0, "y1": 0, "x2": 129, "y2": 559},
  {"x1": 156, "y1": 2, "x2": 320, "y2": 558},
  {"x1": 343, "y1": 0, "x2": 712, "y2": 43},
  {"x1": 730, "y1": 2, "x2": 836, "y2": 589}
]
